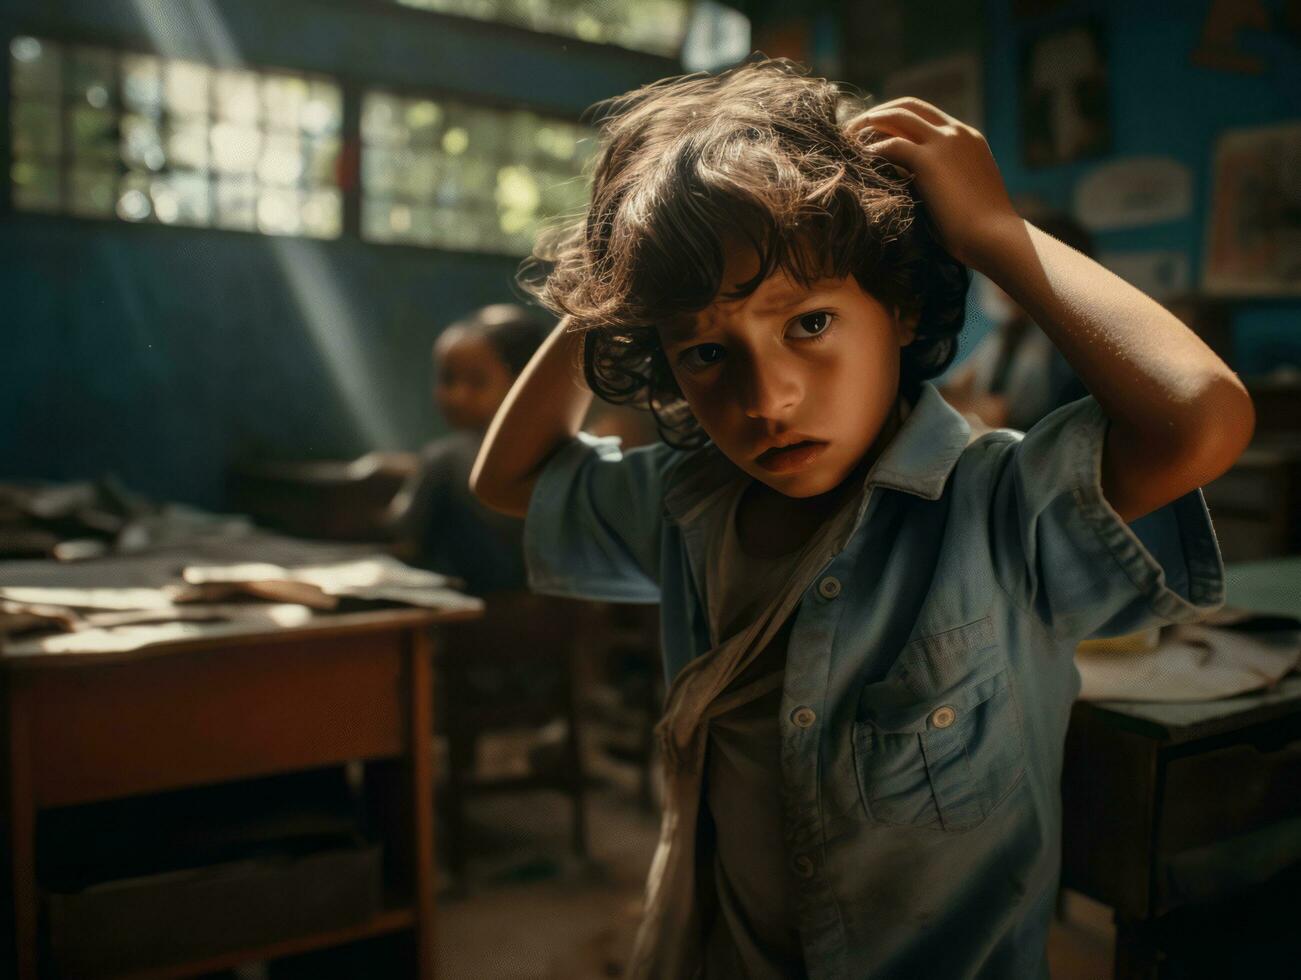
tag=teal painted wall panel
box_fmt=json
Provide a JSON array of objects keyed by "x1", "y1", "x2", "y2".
[{"x1": 1, "y1": 0, "x2": 675, "y2": 507}]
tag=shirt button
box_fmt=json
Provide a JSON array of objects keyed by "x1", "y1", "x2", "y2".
[
  {"x1": 791, "y1": 706, "x2": 817, "y2": 729},
  {"x1": 930, "y1": 705, "x2": 958, "y2": 729},
  {"x1": 817, "y1": 576, "x2": 842, "y2": 600},
  {"x1": 792, "y1": 855, "x2": 815, "y2": 879}
]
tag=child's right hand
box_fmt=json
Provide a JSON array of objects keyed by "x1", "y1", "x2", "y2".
[{"x1": 846, "y1": 98, "x2": 1020, "y2": 268}]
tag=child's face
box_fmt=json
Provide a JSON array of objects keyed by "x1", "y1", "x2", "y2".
[
  {"x1": 658, "y1": 245, "x2": 915, "y2": 499},
  {"x1": 433, "y1": 328, "x2": 516, "y2": 433}
]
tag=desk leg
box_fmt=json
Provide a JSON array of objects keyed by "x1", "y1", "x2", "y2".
[
  {"x1": 408, "y1": 628, "x2": 436, "y2": 979},
  {"x1": 6, "y1": 678, "x2": 37, "y2": 980}
]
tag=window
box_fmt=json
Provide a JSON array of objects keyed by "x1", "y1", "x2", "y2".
[
  {"x1": 8, "y1": 35, "x2": 344, "y2": 238},
  {"x1": 394, "y1": 0, "x2": 689, "y2": 57},
  {"x1": 361, "y1": 90, "x2": 595, "y2": 254}
]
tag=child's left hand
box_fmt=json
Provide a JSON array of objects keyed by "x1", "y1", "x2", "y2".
[{"x1": 847, "y1": 98, "x2": 1019, "y2": 267}]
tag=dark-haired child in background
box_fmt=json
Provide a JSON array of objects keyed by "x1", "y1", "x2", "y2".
[{"x1": 388, "y1": 303, "x2": 550, "y2": 595}]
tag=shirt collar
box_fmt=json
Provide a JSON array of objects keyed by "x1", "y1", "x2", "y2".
[
  {"x1": 865, "y1": 382, "x2": 972, "y2": 501},
  {"x1": 663, "y1": 382, "x2": 972, "y2": 525}
]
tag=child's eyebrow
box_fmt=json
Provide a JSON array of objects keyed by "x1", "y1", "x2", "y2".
[
  {"x1": 660, "y1": 316, "x2": 700, "y2": 346},
  {"x1": 659, "y1": 283, "x2": 840, "y2": 346},
  {"x1": 754, "y1": 284, "x2": 840, "y2": 316}
]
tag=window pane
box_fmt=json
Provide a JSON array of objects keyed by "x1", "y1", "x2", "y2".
[
  {"x1": 405, "y1": 99, "x2": 443, "y2": 145},
  {"x1": 302, "y1": 82, "x2": 341, "y2": 136},
  {"x1": 408, "y1": 204, "x2": 439, "y2": 246},
  {"x1": 11, "y1": 160, "x2": 61, "y2": 211},
  {"x1": 457, "y1": 156, "x2": 493, "y2": 202},
  {"x1": 534, "y1": 121, "x2": 577, "y2": 163},
  {"x1": 167, "y1": 120, "x2": 210, "y2": 170},
  {"x1": 66, "y1": 46, "x2": 113, "y2": 108},
  {"x1": 362, "y1": 93, "x2": 407, "y2": 146},
  {"x1": 257, "y1": 186, "x2": 302, "y2": 235},
  {"x1": 304, "y1": 137, "x2": 340, "y2": 184},
  {"x1": 216, "y1": 177, "x2": 257, "y2": 230},
  {"x1": 263, "y1": 74, "x2": 309, "y2": 132},
  {"x1": 69, "y1": 168, "x2": 117, "y2": 217},
  {"x1": 117, "y1": 172, "x2": 153, "y2": 221},
  {"x1": 301, "y1": 189, "x2": 342, "y2": 239},
  {"x1": 152, "y1": 171, "x2": 211, "y2": 225},
  {"x1": 362, "y1": 199, "x2": 400, "y2": 243},
  {"x1": 363, "y1": 147, "x2": 399, "y2": 197},
  {"x1": 165, "y1": 60, "x2": 210, "y2": 117},
  {"x1": 70, "y1": 46, "x2": 116, "y2": 108},
  {"x1": 215, "y1": 69, "x2": 260, "y2": 124},
  {"x1": 12, "y1": 100, "x2": 62, "y2": 158},
  {"x1": 539, "y1": 167, "x2": 584, "y2": 215},
  {"x1": 459, "y1": 106, "x2": 506, "y2": 159},
  {"x1": 71, "y1": 106, "x2": 117, "y2": 164},
  {"x1": 172, "y1": 171, "x2": 213, "y2": 225},
  {"x1": 211, "y1": 122, "x2": 262, "y2": 173},
  {"x1": 10, "y1": 37, "x2": 62, "y2": 96},
  {"x1": 258, "y1": 133, "x2": 303, "y2": 186},
  {"x1": 121, "y1": 54, "x2": 163, "y2": 115},
  {"x1": 433, "y1": 155, "x2": 466, "y2": 207},
  {"x1": 495, "y1": 164, "x2": 540, "y2": 219},
  {"x1": 121, "y1": 113, "x2": 166, "y2": 171},
  {"x1": 399, "y1": 153, "x2": 439, "y2": 202}
]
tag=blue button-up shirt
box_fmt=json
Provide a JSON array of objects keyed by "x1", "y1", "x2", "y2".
[{"x1": 525, "y1": 384, "x2": 1224, "y2": 979}]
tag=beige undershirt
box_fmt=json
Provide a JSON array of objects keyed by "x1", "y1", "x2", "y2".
[
  {"x1": 697, "y1": 482, "x2": 844, "y2": 979},
  {"x1": 624, "y1": 471, "x2": 869, "y2": 980}
]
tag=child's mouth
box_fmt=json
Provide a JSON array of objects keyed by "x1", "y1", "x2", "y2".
[{"x1": 755, "y1": 440, "x2": 828, "y2": 473}]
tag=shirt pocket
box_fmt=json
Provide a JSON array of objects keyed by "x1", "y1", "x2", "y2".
[{"x1": 851, "y1": 616, "x2": 1026, "y2": 833}]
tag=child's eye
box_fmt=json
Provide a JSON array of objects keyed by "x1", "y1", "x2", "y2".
[
  {"x1": 679, "y1": 343, "x2": 726, "y2": 373},
  {"x1": 787, "y1": 311, "x2": 834, "y2": 340}
]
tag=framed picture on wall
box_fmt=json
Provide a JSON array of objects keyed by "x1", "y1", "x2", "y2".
[
  {"x1": 1020, "y1": 20, "x2": 1110, "y2": 167},
  {"x1": 1204, "y1": 121, "x2": 1301, "y2": 297}
]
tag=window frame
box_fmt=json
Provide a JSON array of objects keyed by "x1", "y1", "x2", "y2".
[
  {"x1": 358, "y1": 81, "x2": 599, "y2": 257},
  {"x1": 3, "y1": 21, "x2": 623, "y2": 258},
  {"x1": 6, "y1": 30, "x2": 348, "y2": 239}
]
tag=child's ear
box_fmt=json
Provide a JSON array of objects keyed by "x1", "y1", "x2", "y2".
[{"x1": 894, "y1": 308, "x2": 920, "y2": 347}]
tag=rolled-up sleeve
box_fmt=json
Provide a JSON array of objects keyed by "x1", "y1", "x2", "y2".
[
  {"x1": 524, "y1": 432, "x2": 683, "y2": 603},
  {"x1": 984, "y1": 397, "x2": 1225, "y2": 640}
]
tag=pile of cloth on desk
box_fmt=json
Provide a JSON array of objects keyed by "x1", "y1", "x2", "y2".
[
  {"x1": 0, "y1": 479, "x2": 481, "y2": 657},
  {"x1": 1076, "y1": 557, "x2": 1301, "y2": 702}
]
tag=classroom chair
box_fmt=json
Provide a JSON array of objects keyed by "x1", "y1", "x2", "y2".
[{"x1": 434, "y1": 591, "x2": 591, "y2": 884}]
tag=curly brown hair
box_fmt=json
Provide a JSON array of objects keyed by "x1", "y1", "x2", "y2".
[{"x1": 519, "y1": 57, "x2": 969, "y2": 448}]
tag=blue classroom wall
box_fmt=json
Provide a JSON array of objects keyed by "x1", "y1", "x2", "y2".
[
  {"x1": 1, "y1": 0, "x2": 674, "y2": 508},
  {"x1": 5, "y1": 1, "x2": 1296, "y2": 509},
  {"x1": 972, "y1": 0, "x2": 1300, "y2": 372}
]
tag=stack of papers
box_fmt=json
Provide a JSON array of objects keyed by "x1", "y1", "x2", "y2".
[{"x1": 0, "y1": 554, "x2": 481, "y2": 657}]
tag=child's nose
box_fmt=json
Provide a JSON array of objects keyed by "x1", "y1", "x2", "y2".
[{"x1": 739, "y1": 353, "x2": 801, "y2": 421}]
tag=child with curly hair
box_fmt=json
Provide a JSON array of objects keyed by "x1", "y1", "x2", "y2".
[{"x1": 472, "y1": 59, "x2": 1251, "y2": 979}]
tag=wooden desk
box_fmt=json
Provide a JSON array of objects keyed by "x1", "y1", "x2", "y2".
[
  {"x1": 3, "y1": 607, "x2": 478, "y2": 979},
  {"x1": 1061, "y1": 675, "x2": 1301, "y2": 978}
]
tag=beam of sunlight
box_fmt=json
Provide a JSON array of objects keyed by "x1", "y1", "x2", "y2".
[{"x1": 129, "y1": 0, "x2": 402, "y2": 449}]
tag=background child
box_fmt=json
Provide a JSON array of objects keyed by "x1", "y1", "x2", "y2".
[
  {"x1": 472, "y1": 59, "x2": 1253, "y2": 979},
  {"x1": 942, "y1": 212, "x2": 1094, "y2": 433},
  {"x1": 388, "y1": 303, "x2": 549, "y2": 595}
]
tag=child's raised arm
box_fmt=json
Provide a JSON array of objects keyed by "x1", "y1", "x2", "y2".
[
  {"x1": 851, "y1": 98, "x2": 1255, "y2": 523},
  {"x1": 470, "y1": 318, "x2": 592, "y2": 517}
]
